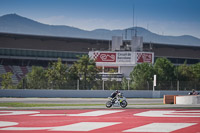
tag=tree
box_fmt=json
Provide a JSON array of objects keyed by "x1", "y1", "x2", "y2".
[
  {"x1": 75, "y1": 55, "x2": 98, "y2": 89},
  {"x1": 153, "y1": 58, "x2": 176, "y2": 90},
  {"x1": 130, "y1": 63, "x2": 154, "y2": 90},
  {"x1": 68, "y1": 65, "x2": 79, "y2": 81},
  {"x1": 177, "y1": 61, "x2": 194, "y2": 81},
  {"x1": 190, "y1": 63, "x2": 200, "y2": 80},
  {"x1": 0, "y1": 72, "x2": 13, "y2": 89},
  {"x1": 66, "y1": 65, "x2": 80, "y2": 89},
  {"x1": 26, "y1": 66, "x2": 47, "y2": 89},
  {"x1": 190, "y1": 63, "x2": 200, "y2": 90},
  {"x1": 46, "y1": 58, "x2": 68, "y2": 89},
  {"x1": 121, "y1": 77, "x2": 128, "y2": 90},
  {"x1": 176, "y1": 62, "x2": 200, "y2": 90},
  {"x1": 153, "y1": 58, "x2": 175, "y2": 81}
]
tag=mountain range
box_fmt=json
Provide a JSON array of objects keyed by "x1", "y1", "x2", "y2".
[{"x1": 0, "y1": 14, "x2": 200, "y2": 46}]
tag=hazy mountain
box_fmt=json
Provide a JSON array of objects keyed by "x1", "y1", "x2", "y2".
[{"x1": 1, "y1": 14, "x2": 200, "y2": 46}]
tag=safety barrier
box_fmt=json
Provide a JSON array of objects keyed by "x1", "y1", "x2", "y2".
[
  {"x1": 0, "y1": 89, "x2": 190, "y2": 98},
  {"x1": 163, "y1": 95, "x2": 178, "y2": 104},
  {"x1": 176, "y1": 95, "x2": 200, "y2": 104}
]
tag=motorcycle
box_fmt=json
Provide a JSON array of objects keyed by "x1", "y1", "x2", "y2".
[{"x1": 106, "y1": 92, "x2": 128, "y2": 108}]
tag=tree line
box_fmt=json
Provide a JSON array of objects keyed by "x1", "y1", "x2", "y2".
[
  {"x1": 0, "y1": 56, "x2": 98, "y2": 89},
  {"x1": 0, "y1": 56, "x2": 200, "y2": 90},
  {"x1": 130, "y1": 58, "x2": 200, "y2": 90}
]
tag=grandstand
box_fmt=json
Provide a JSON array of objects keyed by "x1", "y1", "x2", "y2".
[
  {"x1": 143, "y1": 42, "x2": 200, "y2": 65},
  {"x1": 0, "y1": 32, "x2": 200, "y2": 84}
]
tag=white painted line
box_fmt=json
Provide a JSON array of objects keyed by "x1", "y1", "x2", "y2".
[
  {"x1": 32, "y1": 110, "x2": 125, "y2": 117},
  {"x1": 0, "y1": 121, "x2": 18, "y2": 127},
  {"x1": 0, "y1": 107, "x2": 8, "y2": 109},
  {"x1": 123, "y1": 123, "x2": 197, "y2": 132},
  {"x1": 50, "y1": 122, "x2": 121, "y2": 131},
  {"x1": 176, "y1": 110, "x2": 200, "y2": 113},
  {"x1": 0, "y1": 111, "x2": 40, "y2": 116},
  {"x1": 0, "y1": 122, "x2": 121, "y2": 131},
  {"x1": 171, "y1": 110, "x2": 200, "y2": 116},
  {"x1": 134, "y1": 110, "x2": 175, "y2": 117},
  {"x1": 67, "y1": 110, "x2": 124, "y2": 116},
  {"x1": 134, "y1": 110, "x2": 200, "y2": 117},
  {"x1": 1, "y1": 127, "x2": 50, "y2": 130},
  {"x1": 31, "y1": 114, "x2": 66, "y2": 116}
]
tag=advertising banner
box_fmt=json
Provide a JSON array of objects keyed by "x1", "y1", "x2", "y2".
[
  {"x1": 117, "y1": 52, "x2": 132, "y2": 62},
  {"x1": 93, "y1": 52, "x2": 116, "y2": 62},
  {"x1": 137, "y1": 53, "x2": 153, "y2": 63},
  {"x1": 90, "y1": 51, "x2": 153, "y2": 64}
]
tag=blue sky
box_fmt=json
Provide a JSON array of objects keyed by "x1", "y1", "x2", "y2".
[{"x1": 1, "y1": 0, "x2": 200, "y2": 38}]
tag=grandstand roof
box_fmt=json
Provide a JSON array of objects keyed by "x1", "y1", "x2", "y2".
[
  {"x1": 0, "y1": 32, "x2": 110, "y2": 52},
  {"x1": 1, "y1": 32, "x2": 200, "y2": 60}
]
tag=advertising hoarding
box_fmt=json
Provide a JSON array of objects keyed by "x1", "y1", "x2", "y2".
[
  {"x1": 89, "y1": 51, "x2": 153, "y2": 64},
  {"x1": 93, "y1": 52, "x2": 116, "y2": 62},
  {"x1": 136, "y1": 52, "x2": 153, "y2": 63}
]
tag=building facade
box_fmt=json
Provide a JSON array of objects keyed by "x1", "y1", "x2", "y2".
[{"x1": 0, "y1": 32, "x2": 200, "y2": 82}]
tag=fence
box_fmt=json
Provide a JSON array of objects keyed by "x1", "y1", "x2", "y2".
[{"x1": 1, "y1": 79, "x2": 200, "y2": 91}]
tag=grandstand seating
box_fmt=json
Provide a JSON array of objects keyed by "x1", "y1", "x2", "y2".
[
  {"x1": 0, "y1": 65, "x2": 32, "y2": 84},
  {"x1": 0, "y1": 65, "x2": 6, "y2": 74},
  {"x1": 21, "y1": 66, "x2": 29, "y2": 76}
]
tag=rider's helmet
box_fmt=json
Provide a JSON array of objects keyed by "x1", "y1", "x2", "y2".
[{"x1": 116, "y1": 90, "x2": 119, "y2": 93}]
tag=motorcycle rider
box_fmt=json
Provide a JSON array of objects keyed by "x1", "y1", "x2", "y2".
[
  {"x1": 106, "y1": 90, "x2": 127, "y2": 108},
  {"x1": 188, "y1": 89, "x2": 199, "y2": 95},
  {"x1": 110, "y1": 90, "x2": 120, "y2": 103}
]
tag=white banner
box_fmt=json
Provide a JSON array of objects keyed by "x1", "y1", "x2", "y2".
[{"x1": 117, "y1": 52, "x2": 132, "y2": 62}]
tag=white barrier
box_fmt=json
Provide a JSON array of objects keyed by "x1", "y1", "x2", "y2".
[{"x1": 176, "y1": 95, "x2": 200, "y2": 104}]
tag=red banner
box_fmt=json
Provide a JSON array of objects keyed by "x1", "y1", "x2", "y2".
[
  {"x1": 137, "y1": 53, "x2": 152, "y2": 63},
  {"x1": 94, "y1": 52, "x2": 116, "y2": 62}
]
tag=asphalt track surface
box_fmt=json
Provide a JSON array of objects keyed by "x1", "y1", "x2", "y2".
[
  {"x1": 0, "y1": 98, "x2": 200, "y2": 109},
  {"x1": 0, "y1": 109, "x2": 200, "y2": 133},
  {"x1": 0, "y1": 98, "x2": 162, "y2": 104}
]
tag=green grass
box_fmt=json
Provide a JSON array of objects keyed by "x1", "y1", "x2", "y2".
[{"x1": 0, "y1": 102, "x2": 104, "y2": 107}]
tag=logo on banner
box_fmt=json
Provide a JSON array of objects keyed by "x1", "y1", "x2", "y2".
[
  {"x1": 137, "y1": 53, "x2": 152, "y2": 63},
  {"x1": 93, "y1": 52, "x2": 116, "y2": 62}
]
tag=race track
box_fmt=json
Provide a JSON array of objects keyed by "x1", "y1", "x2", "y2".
[
  {"x1": 0, "y1": 109, "x2": 200, "y2": 133},
  {"x1": 0, "y1": 98, "x2": 163, "y2": 104}
]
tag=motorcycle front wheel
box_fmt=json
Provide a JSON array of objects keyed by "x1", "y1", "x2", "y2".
[
  {"x1": 120, "y1": 100, "x2": 127, "y2": 108},
  {"x1": 106, "y1": 101, "x2": 112, "y2": 108}
]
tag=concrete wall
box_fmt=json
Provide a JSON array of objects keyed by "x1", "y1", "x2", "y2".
[
  {"x1": 0, "y1": 89, "x2": 190, "y2": 98},
  {"x1": 176, "y1": 95, "x2": 200, "y2": 104}
]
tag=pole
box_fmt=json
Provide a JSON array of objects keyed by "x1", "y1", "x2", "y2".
[
  {"x1": 177, "y1": 80, "x2": 179, "y2": 91},
  {"x1": 102, "y1": 80, "x2": 104, "y2": 90},
  {"x1": 153, "y1": 75, "x2": 156, "y2": 91},
  {"x1": 77, "y1": 80, "x2": 79, "y2": 90}
]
